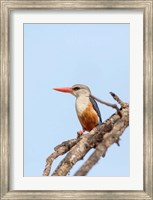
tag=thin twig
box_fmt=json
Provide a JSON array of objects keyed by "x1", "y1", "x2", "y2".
[
  {"x1": 110, "y1": 92, "x2": 128, "y2": 108},
  {"x1": 90, "y1": 93, "x2": 122, "y2": 117}
]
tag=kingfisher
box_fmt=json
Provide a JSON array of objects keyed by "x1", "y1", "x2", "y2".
[{"x1": 53, "y1": 84, "x2": 102, "y2": 134}]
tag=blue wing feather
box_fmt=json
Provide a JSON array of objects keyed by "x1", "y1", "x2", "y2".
[{"x1": 89, "y1": 96, "x2": 102, "y2": 124}]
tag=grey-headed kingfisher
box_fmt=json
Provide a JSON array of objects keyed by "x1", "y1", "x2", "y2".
[{"x1": 53, "y1": 84, "x2": 102, "y2": 134}]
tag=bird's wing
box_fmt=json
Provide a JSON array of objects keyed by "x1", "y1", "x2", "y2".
[{"x1": 89, "y1": 96, "x2": 102, "y2": 124}]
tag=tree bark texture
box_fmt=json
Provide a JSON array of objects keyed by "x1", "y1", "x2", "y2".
[{"x1": 43, "y1": 93, "x2": 129, "y2": 176}]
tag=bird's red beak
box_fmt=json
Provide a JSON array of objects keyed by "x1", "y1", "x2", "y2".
[{"x1": 53, "y1": 87, "x2": 73, "y2": 93}]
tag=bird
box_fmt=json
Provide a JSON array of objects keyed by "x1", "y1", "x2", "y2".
[{"x1": 53, "y1": 84, "x2": 102, "y2": 134}]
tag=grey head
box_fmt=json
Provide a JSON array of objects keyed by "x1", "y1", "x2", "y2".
[{"x1": 71, "y1": 84, "x2": 91, "y2": 98}]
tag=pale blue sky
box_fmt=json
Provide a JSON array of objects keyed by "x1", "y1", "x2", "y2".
[{"x1": 24, "y1": 23, "x2": 129, "y2": 176}]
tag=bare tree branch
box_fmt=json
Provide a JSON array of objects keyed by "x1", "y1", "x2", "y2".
[
  {"x1": 43, "y1": 138, "x2": 80, "y2": 176},
  {"x1": 90, "y1": 94, "x2": 121, "y2": 117},
  {"x1": 74, "y1": 115, "x2": 129, "y2": 176},
  {"x1": 43, "y1": 92, "x2": 129, "y2": 176},
  {"x1": 110, "y1": 92, "x2": 128, "y2": 108}
]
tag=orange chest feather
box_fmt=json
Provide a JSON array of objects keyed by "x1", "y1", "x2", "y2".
[{"x1": 78, "y1": 103, "x2": 99, "y2": 132}]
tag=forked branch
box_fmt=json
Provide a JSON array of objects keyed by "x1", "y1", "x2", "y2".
[{"x1": 43, "y1": 92, "x2": 129, "y2": 176}]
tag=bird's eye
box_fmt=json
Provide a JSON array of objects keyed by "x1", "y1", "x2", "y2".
[{"x1": 73, "y1": 87, "x2": 80, "y2": 91}]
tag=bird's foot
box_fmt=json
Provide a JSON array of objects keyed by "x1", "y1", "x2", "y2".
[{"x1": 77, "y1": 130, "x2": 84, "y2": 138}]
